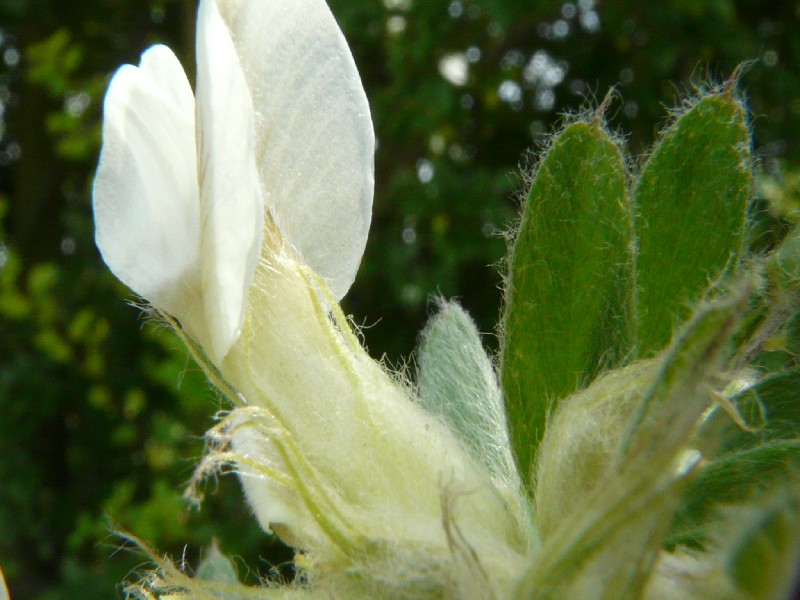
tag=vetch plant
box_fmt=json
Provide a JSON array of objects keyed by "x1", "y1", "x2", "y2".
[{"x1": 91, "y1": 1, "x2": 800, "y2": 598}]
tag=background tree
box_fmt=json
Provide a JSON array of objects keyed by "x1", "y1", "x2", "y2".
[{"x1": 0, "y1": 0, "x2": 798, "y2": 597}]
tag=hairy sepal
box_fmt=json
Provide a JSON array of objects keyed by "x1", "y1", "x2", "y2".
[
  {"x1": 189, "y1": 242, "x2": 529, "y2": 597},
  {"x1": 417, "y1": 299, "x2": 526, "y2": 523}
]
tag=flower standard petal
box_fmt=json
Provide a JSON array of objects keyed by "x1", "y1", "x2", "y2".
[
  {"x1": 196, "y1": 0, "x2": 264, "y2": 364},
  {"x1": 214, "y1": 0, "x2": 375, "y2": 300},
  {"x1": 93, "y1": 45, "x2": 202, "y2": 325}
]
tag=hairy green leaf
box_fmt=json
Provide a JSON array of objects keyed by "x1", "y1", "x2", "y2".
[
  {"x1": 670, "y1": 369, "x2": 800, "y2": 548},
  {"x1": 634, "y1": 90, "x2": 751, "y2": 356},
  {"x1": 725, "y1": 490, "x2": 800, "y2": 599},
  {"x1": 502, "y1": 118, "x2": 634, "y2": 486},
  {"x1": 417, "y1": 299, "x2": 517, "y2": 484}
]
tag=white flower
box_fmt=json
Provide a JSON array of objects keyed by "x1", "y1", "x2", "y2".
[
  {"x1": 94, "y1": 1, "x2": 531, "y2": 596},
  {"x1": 93, "y1": 0, "x2": 374, "y2": 364}
]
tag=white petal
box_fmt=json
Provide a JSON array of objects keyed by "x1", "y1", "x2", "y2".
[
  {"x1": 93, "y1": 45, "x2": 202, "y2": 323},
  {"x1": 196, "y1": 0, "x2": 264, "y2": 363},
  {"x1": 215, "y1": 0, "x2": 374, "y2": 299},
  {"x1": 229, "y1": 415, "x2": 329, "y2": 549}
]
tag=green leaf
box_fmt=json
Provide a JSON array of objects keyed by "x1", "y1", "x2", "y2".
[
  {"x1": 721, "y1": 369, "x2": 800, "y2": 451},
  {"x1": 619, "y1": 278, "x2": 752, "y2": 469},
  {"x1": 634, "y1": 90, "x2": 751, "y2": 356},
  {"x1": 516, "y1": 283, "x2": 751, "y2": 599},
  {"x1": 670, "y1": 440, "x2": 800, "y2": 549},
  {"x1": 725, "y1": 490, "x2": 800, "y2": 599},
  {"x1": 502, "y1": 117, "x2": 634, "y2": 486},
  {"x1": 417, "y1": 299, "x2": 517, "y2": 484},
  {"x1": 669, "y1": 369, "x2": 800, "y2": 548}
]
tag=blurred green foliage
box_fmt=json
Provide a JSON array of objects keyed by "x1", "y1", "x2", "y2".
[{"x1": 0, "y1": 0, "x2": 798, "y2": 597}]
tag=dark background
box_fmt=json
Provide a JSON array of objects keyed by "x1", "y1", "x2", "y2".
[{"x1": 0, "y1": 0, "x2": 798, "y2": 597}]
